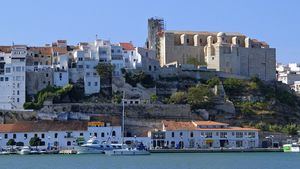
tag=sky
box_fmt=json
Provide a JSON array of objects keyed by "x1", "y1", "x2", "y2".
[{"x1": 0, "y1": 0, "x2": 299, "y2": 63}]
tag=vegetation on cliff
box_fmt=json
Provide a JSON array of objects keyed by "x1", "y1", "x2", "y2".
[{"x1": 23, "y1": 84, "x2": 74, "y2": 110}]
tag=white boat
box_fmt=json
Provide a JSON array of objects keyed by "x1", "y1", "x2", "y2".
[
  {"x1": 283, "y1": 143, "x2": 300, "y2": 152},
  {"x1": 75, "y1": 137, "x2": 123, "y2": 154},
  {"x1": 105, "y1": 146, "x2": 150, "y2": 156},
  {"x1": 18, "y1": 146, "x2": 31, "y2": 155}
]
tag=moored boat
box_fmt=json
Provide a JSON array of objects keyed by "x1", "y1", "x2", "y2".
[
  {"x1": 18, "y1": 146, "x2": 31, "y2": 155},
  {"x1": 283, "y1": 143, "x2": 300, "y2": 152}
]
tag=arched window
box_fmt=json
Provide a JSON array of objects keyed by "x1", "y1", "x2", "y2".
[
  {"x1": 112, "y1": 131, "x2": 116, "y2": 137},
  {"x1": 180, "y1": 132, "x2": 183, "y2": 137},
  {"x1": 171, "y1": 132, "x2": 175, "y2": 137}
]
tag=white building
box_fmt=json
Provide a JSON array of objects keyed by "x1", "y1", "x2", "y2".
[
  {"x1": 277, "y1": 71, "x2": 300, "y2": 85},
  {"x1": 0, "y1": 46, "x2": 27, "y2": 110},
  {"x1": 150, "y1": 120, "x2": 259, "y2": 149},
  {"x1": 71, "y1": 39, "x2": 112, "y2": 95},
  {"x1": 111, "y1": 45, "x2": 124, "y2": 77},
  {"x1": 53, "y1": 54, "x2": 69, "y2": 87},
  {"x1": 120, "y1": 42, "x2": 141, "y2": 69},
  {"x1": 0, "y1": 121, "x2": 122, "y2": 149}
]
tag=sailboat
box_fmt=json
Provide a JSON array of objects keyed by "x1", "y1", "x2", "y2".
[{"x1": 104, "y1": 92, "x2": 150, "y2": 156}]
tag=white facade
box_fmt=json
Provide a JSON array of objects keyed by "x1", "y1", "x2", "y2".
[
  {"x1": 0, "y1": 46, "x2": 26, "y2": 110},
  {"x1": 150, "y1": 121, "x2": 259, "y2": 149},
  {"x1": 71, "y1": 39, "x2": 112, "y2": 95},
  {"x1": 277, "y1": 71, "x2": 300, "y2": 85},
  {"x1": 111, "y1": 45, "x2": 125, "y2": 77},
  {"x1": 0, "y1": 122, "x2": 122, "y2": 149}
]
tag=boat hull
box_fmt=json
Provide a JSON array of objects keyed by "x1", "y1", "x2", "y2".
[{"x1": 104, "y1": 150, "x2": 150, "y2": 156}]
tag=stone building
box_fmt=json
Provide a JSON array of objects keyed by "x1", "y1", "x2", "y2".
[{"x1": 158, "y1": 31, "x2": 276, "y2": 81}]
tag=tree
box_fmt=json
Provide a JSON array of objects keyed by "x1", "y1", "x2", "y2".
[
  {"x1": 223, "y1": 78, "x2": 245, "y2": 96},
  {"x1": 283, "y1": 124, "x2": 299, "y2": 136},
  {"x1": 16, "y1": 142, "x2": 24, "y2": 147},
  {"x1": 29, "y1": 136, "x2": 42, "y2": 148},
  {"x1": 96, "y1": 63, "x2": 115, "y2": 78},
  {"x1": 6, "y1": 139, "x2": 16, "y2": 147},
  {"x1": 207, "y1": 77, "x2": 221, "y2": 88},
  {"x1": 169, "y1": 92, "x2": 188, "y2": 104},
  {"x1": 150, "y1": 94, "x2": 158, "y2": 103},
  {"x1": 187, "y1": 85, "x2": 213, "y2": 109}
]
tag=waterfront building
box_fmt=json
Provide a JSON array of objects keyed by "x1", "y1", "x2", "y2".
[
  {"x1": 0, "y1": 46, "x2": 27, "y2": 110},
  {"x1": 150, "y1": 120, "x2": 259, "y2": 149},
  {"x1": 0, "y1": 121, "x2": 122, "y2": 149}
]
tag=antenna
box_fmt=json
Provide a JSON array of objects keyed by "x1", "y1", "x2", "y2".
[
  {"x1": 122, "y1": 91, "x2": 125, "y2": 144},
  {"x1": 96, "y1": 34, "x2": 98, "y2": 40}
]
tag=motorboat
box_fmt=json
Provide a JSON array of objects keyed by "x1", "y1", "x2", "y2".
[
  {"x1": 104, "y1": 144, "x2": 150, "y2": 156},
  {"x1": 283, "y1": 143, "x2": 300, "y2": 152},
  {"x1": 18, "y1": 146, "x2": 31, "y2": 155},
  {"x1": 75, "y1": 137, "x2": 122, "y2": 154}
]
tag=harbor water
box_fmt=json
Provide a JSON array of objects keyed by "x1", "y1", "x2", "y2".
[{"x1": 0, "y1": 152, "x2": 299, "y2": 169}]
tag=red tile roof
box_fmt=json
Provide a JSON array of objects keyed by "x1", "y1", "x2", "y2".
[
  {"x1": 28, "y1": 47, "x2": 52, "y2": 56},
  {"x1": 162, "y1": 120, "x2": 259, "y2": 131},
  {"x1": 0, "y1": 121, "x2": 88, "y2": 133},
  {"x1": 0, "y1": 46, "x2": 12, "y2": 53},
  {"x1": 119, "y1": 42, "x2": 135, "y2": 51}
]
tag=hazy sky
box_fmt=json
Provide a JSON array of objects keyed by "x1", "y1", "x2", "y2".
[{"x1": 0, "y1": 0, "x2": 299, "y2": 63}]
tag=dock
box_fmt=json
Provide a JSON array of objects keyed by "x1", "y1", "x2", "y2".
[{"x1": 149, "y1": 148, "x2": 283, "y2": 153}]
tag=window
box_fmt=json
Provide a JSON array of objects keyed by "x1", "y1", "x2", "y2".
[
  {"x1": 186, "y1": 39, "x2": 190, "y2": 44},
  {"x1": 236, "y1": 132, "x2": 243, "y2": 138},
  {"x1": 41, "y1": 134, "x2": 45, "y2": 139},
  {"x1": 88, "y1": 82, "x2": 91, "y2": 86},
  {"x1": 17, "y1": 90, "x2": 19, "y2": 95},
  {"x1": 86, "y1": 65, "x2": 90, "y2": 69},
  {"x1": 171, "y1": 132, "x2": 174, "y2": 137},
  {"x1": 205, "y1": 132, "x2": 212, "y2": 138},
  {"x1": 54, "y1": 133, "x2": 58, "y2": 138},
  {"x1": 5, "y1": 68, "x2": 11, "y2": 73},
  {"x1": 46, "y1": 73, "x2": 49, "y2": 77},
  {"x1": 17, "y1": 98, "x2": 19, "y2": 103},
  {"x1": 24, "y1": 134, "x2": 27, "y2": 139},
  {"x1": 180, "y1": 132, "x2": 183, "y2": 137},
  {"x1": 16, "y1": 66, "x2": 21, "y2": 72},
  {"x1": 190, "y1": 132, "x2": 194, "y2": 138},
  {"x1": 94, "y1": 133, "x2": 98, "y2": 137},
  {"x1": 101, "y1": 132, "x2": 105, "y2": 137},
  {"x1": 80, "y1": 133, "x2": 84, "y2": 136},
  {"x1": 220, "y1": 132, "x2": 227, "y2": 138},
  {"x1": 94, "y1": 82, "x2": 98, "y2": 86},
  {"x1": 34, "y1": 134, "x2": 38, "y2": 137},
  {"x1": 13, "y1": 134, "x2": 16, "y2": 139},
  {"x1": 4, "y1": 134, "x2": 8, "y2": 139},
  {"x1": 0, "y1": 77, "x2": 3, "y2": 81},
  {"x1": 67, "y1": 141, "x2": 71, "y2": 146},
  {"x1": 112, "y1": 131, "x2": 116, "y2": 137},
  {"x1": 5, "y1": 77, "x2": 9, "y2": 81}
]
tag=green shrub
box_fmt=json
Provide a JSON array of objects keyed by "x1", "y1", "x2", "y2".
[
  {"x1": 207, "y1": 77, "x2": 220, "y2": 88},
  {"x1": 187, "y1": 85, "x2": 213, "y2": 109},
  {"x1": 169, "y1": 92, "x2": 188, "y2": 104},
  {"x1": 223, "y1": 78, "x2": 245, "y2": 95}
]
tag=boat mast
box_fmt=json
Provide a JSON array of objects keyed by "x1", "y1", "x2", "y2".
[{"x1": 122, "y1": 91, "x2": 125, "y2": 144}]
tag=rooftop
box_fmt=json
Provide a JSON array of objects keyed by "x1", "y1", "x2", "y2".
[
  {"x1": 119, "y1": 42, "x2": 135, "y2": 51},
  {"x1": 162, "y1": 120, "x2": 259, "y2": 131},
  {"x1": 0, "y1": 121, "x2": 88, "y2": 133}
]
